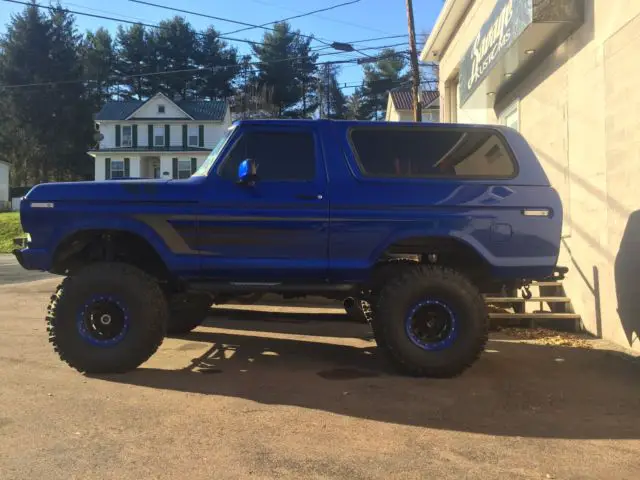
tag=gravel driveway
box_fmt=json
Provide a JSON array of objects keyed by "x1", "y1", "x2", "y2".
[{"x1": 1, "y1": 278, "x2": 639, "y2": 479}]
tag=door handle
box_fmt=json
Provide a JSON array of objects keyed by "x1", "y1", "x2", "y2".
[{"x1": 296, "y1": 194, "x2": 323, "y2": 200}]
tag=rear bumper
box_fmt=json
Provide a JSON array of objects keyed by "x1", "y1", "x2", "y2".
[{"x1": 13, "y1": 248, "x2": 51, "y2": 271}]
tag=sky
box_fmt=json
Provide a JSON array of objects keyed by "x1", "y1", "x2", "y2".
[{"x1": 0, "y1": 0, "x2": 443, "y2": 90}]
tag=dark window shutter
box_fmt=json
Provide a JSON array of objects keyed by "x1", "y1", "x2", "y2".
[
  {"x1": 115, "y1": 125, "x2": 121, "y2": 147},
  {"x1": 132, "y1": 125, "x2": 137, "y2": 148},
  {"x1": 105, "y1": 158, "x2": 111, "y2": 180},
  {"x1": 172, "y1": 158, "x2": 178, "y2": 179},
  {"x1": 148, "y1": 124, "x2": 153, "y2": 148},
  {"x1": 124, "y1": 158, "x2": 130, "y2": 177},
  {"x1": 182, "y1": 125, "x2": 187, "y2": 149},
  {"x1": 191, "y1": 157, "x2": 197, "y2": 174},
  {"x1": 165, "y1": 125, "x2": 170, "y2": 148},
  {"x1": 198, "y1": 125, "x2": 204, "y2": 147}
]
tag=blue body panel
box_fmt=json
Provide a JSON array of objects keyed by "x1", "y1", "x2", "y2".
[{"x1": 18, "y1": 120, "x2": 563, "y2": 284}]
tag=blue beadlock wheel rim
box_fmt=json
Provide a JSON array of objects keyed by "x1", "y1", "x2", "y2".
[
  {"x1": 405, "y1": 300, "x2": 457, "y2": 351},
  {"x1": 76, "y1": 295, "x2": 130, "y2": 347}
]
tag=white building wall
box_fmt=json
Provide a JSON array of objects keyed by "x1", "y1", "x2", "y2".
[
  {"x1": 98, "y1": 123, "x2": 115, "y2": 149},
  {"x1": 160, "y1": 155, "x2": 174, "y2": 179},
  {"x1": 170, "y1": 125, "x2": 182, "y2": 147},
  {"x1": 204, "y1": 122, "x2": 230, "y2": 149},
  {"x1": 138, "y1": 124, "x2": 149, "y2": 148},
  {"x1": 128, "y1": 156, "x2": 141, "y2": 178},
  {"x1": 94, "y1": 156, "x2": 106, "y2": 181},
  {"x1": 130, "y1": 95, "x2": 190, "y2": 119}
]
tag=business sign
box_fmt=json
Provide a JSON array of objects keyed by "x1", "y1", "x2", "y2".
[{"x1": 459, "y1": 0, "x2": 533, "y2": 105}]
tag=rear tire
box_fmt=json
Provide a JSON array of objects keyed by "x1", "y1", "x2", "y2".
[
  {"x1": 167, "y1": 294, "x2": 212, "y2": 335},
  {"x1": 366, "y1": 258, "x2": 419, "y2": 348},
  {"x1": 375, "y1": 265, "x2": 488, "y2": 378},
  {"x1": 46, "y1": 262, "x2": 168, "y2": 374}
]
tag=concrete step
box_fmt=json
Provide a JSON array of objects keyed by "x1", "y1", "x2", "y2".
[
  {"x1": 489, "y1": 312, "x2": 581, "y2": 320},
  {"x1": 485, "y1": 296, "x2": 571, "y2": 303},
  {"x1": 531, "y1": 281, "x2": 563, "y2": 287}
]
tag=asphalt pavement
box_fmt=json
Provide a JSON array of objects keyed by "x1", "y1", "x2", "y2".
[{"x1": 0, "y1": 254, "x2": 54, "y2": 285}]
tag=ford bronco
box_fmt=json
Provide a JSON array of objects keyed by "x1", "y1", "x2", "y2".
[{"x1": 14, "y1": 119, "x2": 565, "y2": 377}]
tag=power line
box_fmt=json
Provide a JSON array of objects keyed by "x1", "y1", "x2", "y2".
[
  {"x1": 245, "y1": 0, "x2": 395, "y2": 36},
  {"x1": 0, "y1": 51, "x2": 376, "y2": 90},
  {"x1": 2, "y1": 0, "x2": 266, "y2": 48},
  {"x1": 0, "y1": 41, "x2": 413, "y2": 90},
  {"x1": 220, "y1": 0, "x2": 361, "y2": 36},
  {"x1": 128, "y1": 0, "x2": 335, "y2": 47}
]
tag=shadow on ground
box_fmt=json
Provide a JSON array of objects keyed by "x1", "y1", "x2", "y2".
[{"x1": 99, "y1": 315, "x2": 640, "y2": 441}]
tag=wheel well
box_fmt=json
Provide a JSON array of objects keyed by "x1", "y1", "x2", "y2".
[
  {"x1": 381, "y1": 237, "x2": 498, "y2": 291},
  {"x1": 52, "y1": 229, "x2": 170, "y2": 280}
]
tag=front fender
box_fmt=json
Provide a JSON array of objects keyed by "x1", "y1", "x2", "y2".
[{"x1": 50, "y1": 216, "x2": 175, "y2": 265}]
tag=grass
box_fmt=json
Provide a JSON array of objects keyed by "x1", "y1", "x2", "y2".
[{"x1": 0, "y1": 212, "x2": 24, "y2": 254}]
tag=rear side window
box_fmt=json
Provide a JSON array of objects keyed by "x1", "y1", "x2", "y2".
[
  {"x1": 218, "y1": 131, "x2": 316, "y2": 181},
  {"x1": 349, "y1": 127, "x2": 516, "y2": 179}
]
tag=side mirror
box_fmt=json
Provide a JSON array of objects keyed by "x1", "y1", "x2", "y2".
[{"x1": 237, "y1": 158, "x2": 259, "y2": 186}]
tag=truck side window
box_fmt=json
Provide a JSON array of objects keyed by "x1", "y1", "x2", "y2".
[
  {"x1": 218, "y1": 131, "x2": 316, "y2": 181},
  {"x1": 349, "y1": 128, "x2": 516, "y2": 179}
]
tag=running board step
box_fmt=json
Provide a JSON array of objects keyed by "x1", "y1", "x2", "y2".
[{"x1": 485, "y1": 296, "x2": 571, "y2": 303}]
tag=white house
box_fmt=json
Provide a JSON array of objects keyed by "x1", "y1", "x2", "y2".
[
  {"x1": 385, "y1": 89, "x2": 440, "y2": 122},
  {"x1": 90, "y1": 92, "x2": 231, "y2": 180},
  {"x1": 0, "y1": 160, "x2": 9, "y2": 208}
]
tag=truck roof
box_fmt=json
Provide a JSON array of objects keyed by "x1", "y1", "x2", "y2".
[{"x1": 231, "y1": 118, "x2": 514, "y2": 132}]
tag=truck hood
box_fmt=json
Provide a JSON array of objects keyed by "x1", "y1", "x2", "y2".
[{"x1": 24, "y1": 178, "x2": 201, "y2": 203}]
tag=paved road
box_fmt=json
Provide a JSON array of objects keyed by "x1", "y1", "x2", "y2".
[
  {"x1": 0, "y1": 254, "x2": 54, "y2": 285},
  {"x1": 1, "y1": 279, "x2": 639, "y2": 479}
]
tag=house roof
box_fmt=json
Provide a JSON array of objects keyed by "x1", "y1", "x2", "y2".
[
  {"x1": 95, "y1": 96, "x2": 228, "y2": 121},
  {"x1": 389, "y1": 89, "x2": 440, "y2": 111}
]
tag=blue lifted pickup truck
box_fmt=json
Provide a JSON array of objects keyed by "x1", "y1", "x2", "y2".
[{"x1": 14, "y1": 119, "x2": 565, "y2": 377}]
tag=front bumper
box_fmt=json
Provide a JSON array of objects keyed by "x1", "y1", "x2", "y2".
[{"x1": 13, "y1": 248, "x2": 51, "y2": 271}]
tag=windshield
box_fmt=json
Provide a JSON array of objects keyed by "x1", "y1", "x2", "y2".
[{"x1": 192, "y1": 125, "x2": 236, "y2": 177}]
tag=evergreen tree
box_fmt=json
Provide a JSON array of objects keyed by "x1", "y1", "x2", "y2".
[
  {"x1": 359, "y1": 49, "x2": 409, "y2": 120},
  {"x1": 82, "y1": 27, "x2": 115, "y2": 109},
  {"x1": 195, "y1": 26, "x2": 238, "y2": 100},
  {"x1": 345, "y1": 89, "x2": 365, "y2": 120},
  {"x1": 114, "y1": 23, "x2": 151, "y2": 100},
  {"x1": 152, "y1": 17, "x2": 198, "y2": 100},
  {"x1": 251, "y1": 22, "x2": 318, "y2": 118},
  {"x1": 0, "y1": 2, "x2": 51, "y2": 184},
  {"x1": 0, "y1": 2, "x2": 94, "y2": 184},
  {"x1": 318, "y1": 64, "x2": 347, "y2": 119}
]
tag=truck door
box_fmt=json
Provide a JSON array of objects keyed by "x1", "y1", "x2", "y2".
[{"x1": 197, "y1": 125, "x2": 329, "y2": 282}]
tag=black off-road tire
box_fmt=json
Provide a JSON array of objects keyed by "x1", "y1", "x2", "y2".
[
  {"x1": 46, "y1": 262, "x2": 168, "y2": 374},
  {"x1": 167, "y1": 294, "x2": 212, "y2": 335},
  {"x1": 344, "y1": 297, "x2": 371, "y2": 324},
  {"x1": 365, "y1": 258, "x2": 419, "y2": 347},
  {"x1": 375, "y1": 265, "x2": 488, "y2": 378}
]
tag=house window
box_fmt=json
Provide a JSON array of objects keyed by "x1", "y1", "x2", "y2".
[
  {"x1": 158, "y1": 105, "x2": 165, "y2": 114},
  {"x1": 111, "y1": 160, "x2": 125, "y2": 178},
  {"x1": 177, "y1": 159, "x2": 192, "y2": 179},
  {"x1": 154, "y1": 126, "x2": 164, "y2": 146},
  {"x1": 188, "y1": 126, "x2": 199, "y2": 147},
  {"x1": 500, "y1": 101, "x2": 519, "y2": 131},
  {"x1": 122, "y1": 126, "x2": 132, "y2": 147}
]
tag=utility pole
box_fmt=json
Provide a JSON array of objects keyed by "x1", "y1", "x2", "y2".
[
  {"x1": 325, "y1": 63, "x2": 331, "y2": 118},
  {"x1": 406, "y1": 0, "x2": 422, "y2": 122}
]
